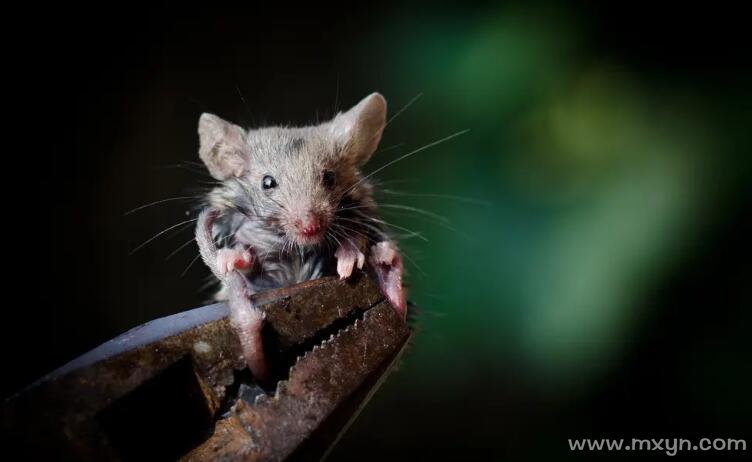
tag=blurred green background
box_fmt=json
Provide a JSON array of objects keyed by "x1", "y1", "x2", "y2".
[{"x1": 14, "y1": 1, "x2": 751, "y2": 460}]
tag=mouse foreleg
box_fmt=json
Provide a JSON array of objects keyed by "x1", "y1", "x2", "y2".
[{"x1": 196, "y1": 208, "x2": 268, "y2": 381}]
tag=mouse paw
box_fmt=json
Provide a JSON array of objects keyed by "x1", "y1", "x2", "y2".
[
  {"x1": 369, "y1": 241, "x2": 407, "y2": 319},
  {"x1": 370, "y1": 241, "x2": 398, "y2": 265},
  {"x1": 335, "y1": 242, "x2": 365, "y2": 279},
  {"x1": 217, "y1": 247, "x2": 253, "y2": 275}
]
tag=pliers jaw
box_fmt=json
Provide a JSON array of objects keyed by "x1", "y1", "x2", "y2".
[{"x1": 4, "y1": 274, "x2": 411, "y2": 461}]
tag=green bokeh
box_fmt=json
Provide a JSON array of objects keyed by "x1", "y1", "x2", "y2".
[{"x1": 327, "y1": 8, "x2": 750, "y2": 452}]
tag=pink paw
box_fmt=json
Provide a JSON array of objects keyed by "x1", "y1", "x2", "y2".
[
  {"x1": 369, "y1": 241, "x2": 407, "y2": 319},
  {"x1": 335, "y1": 242, "x2": 365, "y2": 279},
  {"x1": 370, "y1": 241, "x2": 397, "y2": 265},
  {"x1": 216, "y1": 247, "x2": 252, "y2": 275}
]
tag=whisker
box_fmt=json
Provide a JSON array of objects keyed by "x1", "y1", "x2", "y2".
[
  {"x1": 129, "y1": 218, "x2": 198, "y2": 255},
  {"x1": 339, "y1": 203, "x2": 450, "y2": 223},
  {"x1": 153, "y1": 163, "x2": 214, "y2": 178},
  {"x1": 166, "y1": 237, "x2": 196, "y2": 260},
  {"x1": 331, "y1": 218, "x2": 384, "y2": 239},
  {"x1": 236, "y1": 84, "x2": 255, "y2": 123},
  {"x1": 329, "y1": 222, "x2": 370, "y2": 241},
  {"x1": 124, "y1": 196, "x2": 201, "y2": 216},
  {"x1": 326, "y1": 227, "x2": 344, "y2": 249},
  {"x1": 400, "y1": 248, "x2": 427, "y2": 278},
  {"x1": 328, "y1": 226, "x2": 354, "y2": 246},
  {"x1": 338, "y1": 203, "x2": 465, "y2": 236},
  {"x1": 373, "y1": 143, "x2": 404, "y2": 155},
  {"x1": 337, "y1": 216, "x2": 428, "y2": 242},
  {"x1": 181, "y1": 253, "x2": 202, "y2": 277},
  {"x1": 341, "y1": 129, "x2": 469, "y2": 199},
  {"x1": 333, "y1": 73, "x2": 340, "y2": 114},
  {"x1": 378, "y1": 189, "x2": 491, "y2": 206},
  {"x1": 385, "y1": 92, "x2": 423, "y2": 128}
]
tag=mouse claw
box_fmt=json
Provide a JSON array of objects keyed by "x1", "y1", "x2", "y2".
[
  {"x1": 217, "y1": 248, "x2": 253, "y2": 275},
  {"x1": 335, "y1": 242, "x2": 365, "y2": 279}
]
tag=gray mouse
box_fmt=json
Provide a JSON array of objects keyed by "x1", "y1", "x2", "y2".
[{"x1": 195, "y1": 93, "x2": 406, "y2": 381}]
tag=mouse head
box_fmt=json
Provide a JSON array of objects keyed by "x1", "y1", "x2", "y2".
[{"x1": 198, "y1": 93, "x2": 386, "y2": 246}]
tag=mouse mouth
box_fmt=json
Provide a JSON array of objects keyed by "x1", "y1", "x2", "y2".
[{"x1": 293, "y1": 229, "x2": 326, "y2": 246}]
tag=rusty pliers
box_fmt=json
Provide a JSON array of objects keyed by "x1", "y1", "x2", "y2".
[{"x1": 3, "y1": 275, "x2": 411, "y2": 461}]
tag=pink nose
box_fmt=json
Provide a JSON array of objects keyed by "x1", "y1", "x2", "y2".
[{"x1": 295, "y1": 216, "x2": 321, "y2": 237}]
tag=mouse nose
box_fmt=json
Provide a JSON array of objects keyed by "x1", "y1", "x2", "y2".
[{"x1": 295, "y1": 215, "x2": 321, "y2": 237}]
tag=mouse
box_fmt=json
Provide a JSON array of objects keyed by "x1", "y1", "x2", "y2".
[{"x1": 194, "y1": 93, "x2": 406, "y2": 381}]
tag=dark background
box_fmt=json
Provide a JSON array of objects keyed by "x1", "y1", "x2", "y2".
[{"x1": 7, "y1": 1, "x2": 751, "y2": 460}]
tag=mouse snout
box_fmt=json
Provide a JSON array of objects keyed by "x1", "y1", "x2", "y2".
[{"x1": 294, "y1": 213, "x2": 322, "y2": 238}]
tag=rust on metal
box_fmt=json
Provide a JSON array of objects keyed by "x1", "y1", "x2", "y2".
[
  {"x1": 185, "y1": 300, "x2": 408, "y2": 461},
  {"x1": 3, "y1": 273, "x2": 411, "y2": 461}
]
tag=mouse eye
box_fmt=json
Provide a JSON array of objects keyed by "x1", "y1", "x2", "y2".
[
  {"x1": 322, "y1": 170, "x2": 336, "y2": 189},
  {"x1": 262, "y1": 175, "x2": 278, "y2": 190}
]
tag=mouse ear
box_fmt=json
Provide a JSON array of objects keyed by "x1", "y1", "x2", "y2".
[
  {"x1": 329, "y1": 93, "x2": 387, "y2": 166},
  {"x1": 198, "y1": 113, "x2": 249, "y2": 180}
]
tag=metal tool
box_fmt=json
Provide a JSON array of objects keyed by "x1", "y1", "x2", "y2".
[{"x1": 3, "y1": 274, "x2": 411, "y2": 461}]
